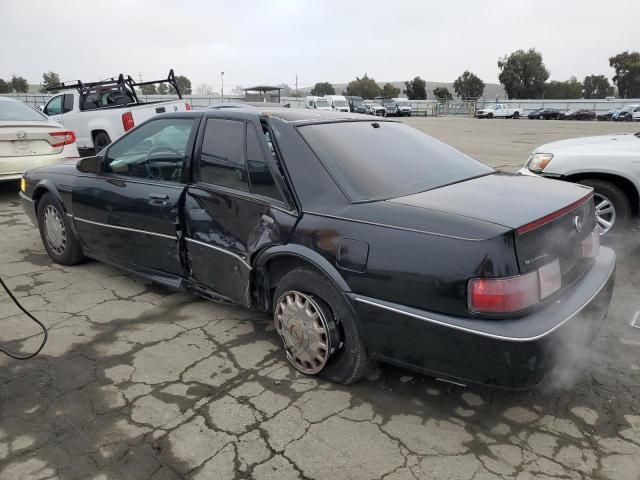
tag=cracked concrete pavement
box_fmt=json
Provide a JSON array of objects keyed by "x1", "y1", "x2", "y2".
[{"x1": 1, "y1": 118, "x2": 640, "y2": 479}]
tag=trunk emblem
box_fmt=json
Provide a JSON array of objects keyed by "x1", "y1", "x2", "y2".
[
  {"x1": 16, "y1": 131, "x2": 27, "y2": 140},
  {"x1": 574, "y1": 216, "x2": 583, "y2": 233}
]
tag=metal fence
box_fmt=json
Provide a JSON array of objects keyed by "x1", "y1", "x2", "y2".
[{"x1": 3, "y1": 93, "x2": 639, "y2": 117}]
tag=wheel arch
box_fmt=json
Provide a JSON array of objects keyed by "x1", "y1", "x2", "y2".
[
  {"x1": 564, "y1": 171, "x2": 640, "y2": 216},
  {"x1": 32, "y1": 180, "x2": 67, "y2": 216},
  {"x1": 252, "y1": 245, "x2": 351, "y2": 311}
]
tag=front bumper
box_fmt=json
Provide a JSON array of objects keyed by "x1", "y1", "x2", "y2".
[
  {"x1": 20, "y1": 190, "x2": 38, "y2": 225},
  {"x1": 353, "y1": 247, "x2": 616, "y2": 389}
]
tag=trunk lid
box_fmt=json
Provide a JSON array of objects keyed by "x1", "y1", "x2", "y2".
[
  {"x1": 389, "y1": 173, "x2": 597, "y2": 279},
  {"x1": 0, "y1": 122, "x2": 65, "y2": 157}
]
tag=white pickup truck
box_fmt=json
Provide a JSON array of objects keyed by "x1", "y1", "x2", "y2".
[
  {"x1": 42, "y1": 70, "x2": 191, "y2": 152},
  {"x1": 475, "y1": 103, "x2": 521, "y2": 119}
]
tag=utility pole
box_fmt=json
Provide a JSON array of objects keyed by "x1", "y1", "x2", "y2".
[
  {"x1": 295, "y1": 74, "x2": 298, "y2": 97},
  {"x1": 221, "y1": 71, "x2": 224, "y2": 99},
  {"x1": 138, "y1": 72, "x2": 142, "y2": 82}
]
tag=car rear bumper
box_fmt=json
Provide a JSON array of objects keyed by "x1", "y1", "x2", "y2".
[
  {"x1": 0, "y1": 149, "x2": 79, "y2": 181},
  {"x1": 352, "y1": 246, "x2": 615, "y2": 389}
]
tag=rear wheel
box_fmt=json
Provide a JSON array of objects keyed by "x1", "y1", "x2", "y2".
[
  {"x1": 37, "y1": 193, "x2": 85, "y2": 265},
  {"x1": 93, "y1": 131, "x2": 111, "y2": 153},
  {"x1": 513, "y1": 111, "x2": 520, "y2": 119},
  {"x1": 273, "y1": 267, "x2": 371, "y2": 385},
  {"x1": 577, "y1": 179, "x2": 631, "y2": 235}
]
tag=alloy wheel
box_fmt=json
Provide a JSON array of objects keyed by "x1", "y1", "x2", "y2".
[
  {"x1": 43, "y1": 205, "x2": 67, "y2": 255},
  {"x1": 594, "y1": 193, "x2": 616, "y2": 234},
  {"x1": 274, "y1": 291, "x2": 337, "y2": 374}
]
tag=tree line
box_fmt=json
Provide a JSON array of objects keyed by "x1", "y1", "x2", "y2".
[
  {"x1": 0, "y1": 71, "x2": 193, "y2": 95},
  {"x1": 308, "y1": 49, "x2": 640, "y2": 101}
]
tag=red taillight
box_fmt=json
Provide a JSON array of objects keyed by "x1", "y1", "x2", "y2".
[
  {"x1": 49, "y1": 131, "x2": 76, "y2": 147},
  {"x1": 516, "y1": 193, "x2": 593, "y2": 235},
  {"x1": 468, "y1": 259, "x2": 562, "y2": 314},
  {"x1": 122, "y1": 111, "x2": 135, "y2": 131},
  {"x1": 185, "y1": 102, "x2": 192, "y2": 110}
]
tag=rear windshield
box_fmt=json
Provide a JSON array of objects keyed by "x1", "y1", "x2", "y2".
[
  {"x1": 299, "y1": 121, "x2": 493, "y2": 202},
  {"x1": 0, "y1": 101, "x2": 47, "y2": 121},
  {"x1": 316, "y1": 99, "x2": 330, "y2": 107}
]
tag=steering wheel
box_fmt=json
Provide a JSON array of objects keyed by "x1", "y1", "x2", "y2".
[{"x1": 143, "y1": 146, "x2": 182, "y2": 180}]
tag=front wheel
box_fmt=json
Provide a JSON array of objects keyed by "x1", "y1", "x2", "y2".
[
  {"x1": 273, "y1": 267, "x2": 371, "y2": 385},
  {"x1": 37, "y1": 193, "x2": 85, "y2": 265},
  {"x1": 577, "y1": 179, "x2": 631, "y2": 235},
  {"x1": 487, "y1": 113, "x2": 494, "y2": 119}
]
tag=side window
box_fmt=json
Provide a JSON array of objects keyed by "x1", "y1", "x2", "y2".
[
  {"x1": 104, "y1": 118, "x2": 195, "y2": 182},
  {"x1": 63, "y1": 94, "x2": 74, "y2": 113},
  {"x1": 44, "y1": 95, "x2": 63, "y2": 116},
  {"x1": 199, "y1": 119, "x2": 248, "y2": 192},
  {"x1": 634, "y1": 106, "x2": 640, "y2": 112},
  {"x1": 246, "y1": 124, "x2": 283, "y2": 201}
]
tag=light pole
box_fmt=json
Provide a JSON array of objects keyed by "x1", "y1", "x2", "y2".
[{"x1": 221, "y1": 71, "x2": 224, "y2": 100}]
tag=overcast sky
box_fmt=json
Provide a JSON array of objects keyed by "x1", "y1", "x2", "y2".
[{"x1": 2, "y1": 0, "x2": 638, "y2": 90}]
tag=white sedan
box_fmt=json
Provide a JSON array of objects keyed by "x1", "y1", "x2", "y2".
[
  {"x1": 1, "y1": 97, "x2": 79, "y2": 182},
  {"x1": 519, "y1": 132, "x2": 640, "y2": 234}
]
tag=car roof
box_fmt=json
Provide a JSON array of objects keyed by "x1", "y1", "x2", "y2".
[{"x1": 204, "y1": 107, "x2": 382, "y2": 125}]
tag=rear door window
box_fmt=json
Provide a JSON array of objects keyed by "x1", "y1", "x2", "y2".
[
  {"x1": 246, "y1": 124, "x2": 283, "y2": 201},
  {"x1": 63, "y1": 94, "x2": 74, "y2": 113},
  {"x1": 199, "y1": 119, "x2": 248, "y2": 192}
]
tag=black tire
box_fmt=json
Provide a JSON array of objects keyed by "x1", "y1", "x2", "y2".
[
  {"x1": 487, "y1": 112, "x2": 494, "y2": 119},
  {"x1": 93, "y1": 131, "x2": 111, "y2": 153},
  {"x1": 37, "y1": 193, "x2": 85, "y2": 265},
  {"x1": 577, "y1": 179, "x2": 631, "y2": 234},
  {"x1": 513, "y1": 111, "x2": 520, "y2": 119},
  {"x1": 273, "y1": 267, "x2": 372, "y2": 385}
]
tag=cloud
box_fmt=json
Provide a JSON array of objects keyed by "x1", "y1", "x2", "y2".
[{"x1": 1, "y1": 0, "x2": 638, "y2": 88}]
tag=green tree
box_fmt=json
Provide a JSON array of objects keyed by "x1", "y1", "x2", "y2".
[
  {"x1": 582, "y1": 75, "x2": 614, "y2": 99},
  {"x1": 609, "y1": 51, "x2": 640, "y2": 98},
  {"x1": 10, "y1": 75, "x2": 29, "y2": 93},
  {"x1": 346, "y1": 74, "x2": 382, "y2": 99},
  {"x1": 403, "y1": 76, "x2": 427, "y2": 100},
  {"x1": 453, "y1": 71, "x2": 485, "y2": 100},
  {"x1": 170, "y1": 75, "x2": 192, "y2": 95},
  {"x1": 0, "y1": 79, "x2": 10, "y2": 94},
  {"x1": 433, "y1": 86, "x2": 452, "y2": 100},
  {"x1": 381, "y1": 83, "x2": 400, "y2": 98},
  {"x1": 543, "y1": 77, "x2": 583, "y2": 99},
  {"x1": 310, "y1": 82, "x2": 335, "y2": 96},
  {"x1": 39, "y1": 71, "x2": 60, "y2": 93},
  {"x1": 498, "y1": 48, "x2": 549, "y2": 99},
  {"x1": 157, "y1": 83, "x2": 169, "y2": 95},
  {"x1": 140, "y1": 83, "x2": 158, "y2": 95}
]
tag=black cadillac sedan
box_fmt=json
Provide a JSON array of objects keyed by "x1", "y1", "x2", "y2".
[{"x1": 19, "y1": 108, "x2": 615, "y2": 389}]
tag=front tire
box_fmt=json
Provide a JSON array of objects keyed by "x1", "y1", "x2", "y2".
[
  {"x1": 487, "y1": 113, "x2": 494, "y2": 119},
  {"x1": 273, "y1": 267, "x2": 371, "y2": 385},
  {"x1": 577, "y1": 179, "x2": 631, "y2": 235},
  {"x1": 37, "y1": 193, "x2": 85, "y2": 265}
]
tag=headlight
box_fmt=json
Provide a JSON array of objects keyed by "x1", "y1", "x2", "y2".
[
  {"x1": 20, "y1": 177, "x2": 26, "y2": 193},
  {"x1": 527, "y1": 153, "x2": 554, "y2": 173}
]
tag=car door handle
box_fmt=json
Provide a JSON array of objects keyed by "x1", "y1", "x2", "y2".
[{"x1": 148, "y1": 193, "x2": 169, "y2": 205}]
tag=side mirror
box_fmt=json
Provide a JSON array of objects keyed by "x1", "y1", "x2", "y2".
[{"x1": 77, "y1": 156, "x2": 102, "y2": 174}]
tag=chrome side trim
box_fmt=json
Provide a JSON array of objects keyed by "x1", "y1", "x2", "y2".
[
  {"x1": 354, "y1": 255, "x2": 614, "y2": 343},
  {"x1": 18, "y1": 191, "x2": 33, "y2": 202},
  {"x1": 305, "y1": 211, "x2": 487, "y2": 241},
  {"x1": 186, "y1": 237, "x2": 252, "y2": 269},
  {"x1": 73, "y1": 217, "x2": 177, "y2": 241}
]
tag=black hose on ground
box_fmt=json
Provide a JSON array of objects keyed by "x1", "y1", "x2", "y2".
[{"x1": 0, "y1": 276, "x2": 47, "y2": 360}]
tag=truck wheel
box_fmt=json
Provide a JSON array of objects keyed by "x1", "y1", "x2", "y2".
[
  {"x1": 513, "y1": 112, "x2": 520, "y2": 119},
  {"x1": 93, "y1": 131, "x2": 111, "y2": 153},
  {"x1": 273, "y1": 267, "x2": 372, "y2": 385},
  {"x1": 37, "y1": 193, "x2": 85, "y2": 265},
  {"x1": 487, "y1": 113, "x2": 494, "y2": 119},
  {"x1": 577, "y1": 179, "x2": 631, "y2": 235}
]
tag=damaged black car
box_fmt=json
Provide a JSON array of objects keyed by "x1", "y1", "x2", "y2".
[{"x1": 19, "y1": 108, "x2": 615, "y2": 388}]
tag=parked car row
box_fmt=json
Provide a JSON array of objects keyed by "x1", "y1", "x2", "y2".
[
  {"x1": 501, "y1": 104, "x2": 640, "y2": 122},
  {"x1": 306, "y1": 95, "x2": 412, "y2": 117}
]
